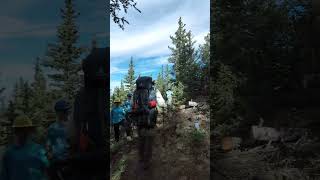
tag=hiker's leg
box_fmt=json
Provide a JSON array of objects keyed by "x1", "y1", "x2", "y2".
[
  {"x1": 114, "y1": 123, "x2": 120, "y2": 142},
  {"x1": 138, "y1": 127, "x2": 146, "y2": 162},
  {"x1": 120, "y1": 120, "x2": 127, "y2": 138},
  {"x1": 145, "y1": 129, "x2": 154, "y2": 164},
  {"x1": 48, "y1": 160, "x2": 63, "y2": 180},
  {"x1": 125, "y1": 115, "x2": 132, "y2": 137}
]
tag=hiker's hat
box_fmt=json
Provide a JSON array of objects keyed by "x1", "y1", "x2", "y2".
[
  {"x1": 54, "y1": 100, "x2": 71, "y2": 112},
  {"x1": 12, "y1": 115, "x2": 35, "y2": 128},
  {"x1": 114, "y1": 99, "x2": 121, "y2": 103}
]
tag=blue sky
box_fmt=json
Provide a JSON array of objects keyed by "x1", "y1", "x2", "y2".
[
  {"x1": 110, "y1": 0, "x2": 210, "y2": 93},
  {"x1": 0, "y1": 0, "x2": 108, "y2": 100}
]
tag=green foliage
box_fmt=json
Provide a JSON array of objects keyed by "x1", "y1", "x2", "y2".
[
  {"x1": 198, "y1": 33, "x2": 210, "y2": 94},
  {"x1": 190, "y1": 129, "x2": 206, "y2": 143},
  {"x1": 111, "y1": 81, "x2": 127, "y2": 106},
  {"x1": 123, "y1": 57, "x2": 136, "y2": 93},
  {"x1": 32, "y1": 126, "x2": 47, "y2": 144},
  {"x1": 5, "y1": 101, "x2": 16, "y2": 125},
  {"x1": 210, "y1": 0, "x2": 311, "y2": 129},
  {"x1": 169, "y1": 17, "x2": 201, "y2": 99},
  {"x1": 11, "y1": 78, "x2": 33, "y2": 117},
  {"x1": 111, "y1": 154, "x2": 127, "y2": 180},
  {"x1": 5, "y1": 58, "x2": 52, "y2": 135},
  {"x1": 211, "y1": 62, "x2": 245, "y2": 128},
  {"x1": 30, "y1": 58, "x2": 48, "y2": 126},
  {"x1": 156, "y1": 64, "x2": 172, "y2": 101},
  {"x1": 43, "y1": 0, "x2": 84, "y2": 101},
  {"x1": 172, "y1": 81, "x2": 186, "y2": 107}
]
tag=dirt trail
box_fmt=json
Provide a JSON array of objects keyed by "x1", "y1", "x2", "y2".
[{"x1": 119, "y1": 107, "x2": 210, "y2": 180}]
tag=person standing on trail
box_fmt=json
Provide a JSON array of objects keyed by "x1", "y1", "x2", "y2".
[
  {"x1": 123, "y1": 93, "x2": 133, "y2": 139},
  {"x1": 111, "y1": 99, "x2": 131, "y2": 142},
  {"x1": 46, "y1": 100, "x2": 72, "y2": 179},
  {"x1": 132, "y1": 77, "x2": 158, "y2": 170},
  {"x1": 1, "y1": 115, "x2": 49, "y2": 180},
  {"x1": 123, "y1": 93, "x2": 133, "y2": 113}
]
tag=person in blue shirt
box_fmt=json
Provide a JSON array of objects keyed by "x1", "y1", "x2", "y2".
[
  {"x1": 46, "y1": 100, "x2": 71, "y2": 180},
  {"x1": 111, "y1": 99, "x2": 129, "y2": 142},
  {"x1": 1, "y1": 115, "x2": 49, "y2": 180},
  {"x1": 123, "y1": 93, "x2": 133, "y2": 113},
  {"x1": 123, "y1": 93, "x2": 133, "y2": 140}
]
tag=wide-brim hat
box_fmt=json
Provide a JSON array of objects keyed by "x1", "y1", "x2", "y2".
[
  {"x1": 114, "y1": 99, "x2": 121, "y2": 103},
  {"x1": 12, "y1": 115, "x2": 35, "y2": 128}
]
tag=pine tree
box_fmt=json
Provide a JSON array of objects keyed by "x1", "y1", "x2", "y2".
[
  {"x1": 164, "y1": 64, "x2": 173, "y2": 101},
  {"x1": 124, "y1": 57, "x2": 136, "y2": 93},
  {"x1": 156, "y1": 65, "x2": 171, "y2": 101},
  {"x1": 156, "y1": 67, "x2": 165, "y2": 96},
  {"x1": 199, "y1": 33, "x2": 210, "y2": 95},
  {"x1": 21, "y1": 81, "x2": 32, "y2": 116},
  {"x1": 43, "y1": 0, "x2": 84, "y2": 101},
  {"x1": 172, "y1": 81, "x2": 186, "y2": 107},
  {"x1": 13, "y1": 78, "x2": 24, "y2": 115},
  {"x1": 113, "y1": 86, "x2": 121, "y2": 103},
  {"x1": 119, "y1": 80, "x2": 127, "y2": 102},
  {"x1": 168, "y1": 17, "x2": 200, "y2": 99},
  {"x1": 31, "y1": 58, "x2": 48, "y2": 126},
  {"x1": 5, "y1": 100, "x2": 16, "y2": 125}
]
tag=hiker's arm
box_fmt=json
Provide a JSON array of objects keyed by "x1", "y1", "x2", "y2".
[
  {"x1": 37, "y1": 147, "x2": 50, "y2": 179},
  {"x1": 45, "y1": 133, "x2": 53, "y2": 160},
  {"x1": 110, "y1": 110, "x2": 114, "y2": 125},
  {"x1": 39, "y1": 147, "x2": 50, "y2": 169}
]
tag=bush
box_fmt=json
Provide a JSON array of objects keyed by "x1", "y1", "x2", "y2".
[
  {"x1": 172, "y1": 81, "x2": 186, "y2": 107},
  {"x1": 189, "y1": 128, "x2": 206, "y2": 145}
]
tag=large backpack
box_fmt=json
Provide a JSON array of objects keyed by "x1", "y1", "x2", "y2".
[{"x1": 132, "y1": 76, "x2": 157, "y2": 128}]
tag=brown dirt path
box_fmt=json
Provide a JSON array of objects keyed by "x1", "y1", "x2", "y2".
[{"x1": 119, "y1": 108, "x2": 210, "y2": 180}]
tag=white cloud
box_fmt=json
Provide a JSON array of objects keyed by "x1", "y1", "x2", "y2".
[
  {"x1": 0, "y1": 16, "x2": 57, "y2": 39},
  {"x1": 110, "y1": 66, "x2": 127, "y2": 75},
  {"x1": 110, "y1": 0, "x2": 209, "y2": 87},
  {"x1": 110, "y1": 0, "x2": 209, "y2": 60},
  {"x1": 155, "y1": 56, "x2": 170, "y2": 65},
  {"x1": 140, "y1": 69, "x2": 157, "y2": 74},
  {"x1": 0, "y1": 14, "x2": 108, "y2": 40}
]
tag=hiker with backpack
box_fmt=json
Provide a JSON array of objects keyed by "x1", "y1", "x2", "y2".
[
  {"x1": 111, "y1": 99, "x2": 132, "y2": 142},
  {"x1": 123, "y1": 93, "x2": 134, "y2": 137},
  {"x1": 46, "y1": 100, "x2": 72, "y2": 180},
  {"x1": 69, "y1": 48, "x2": 108, "y2": 180},
  {"x1": 1, "y1": 115, "x2": 50, "y2": 180},
  {"x1": 132, "y1": 76, "x2": 158, "y2": 169},
  {"x1": 123, "y1": 93, "x2": 133, "y2": 113}
]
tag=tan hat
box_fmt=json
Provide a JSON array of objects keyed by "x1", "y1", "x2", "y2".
[
  {"x1": 114, "y1": 99, "x2": 121, "y2": 103},
  {"x1": 12, "y1": 115, "x2": 35, "y2": 128}
]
